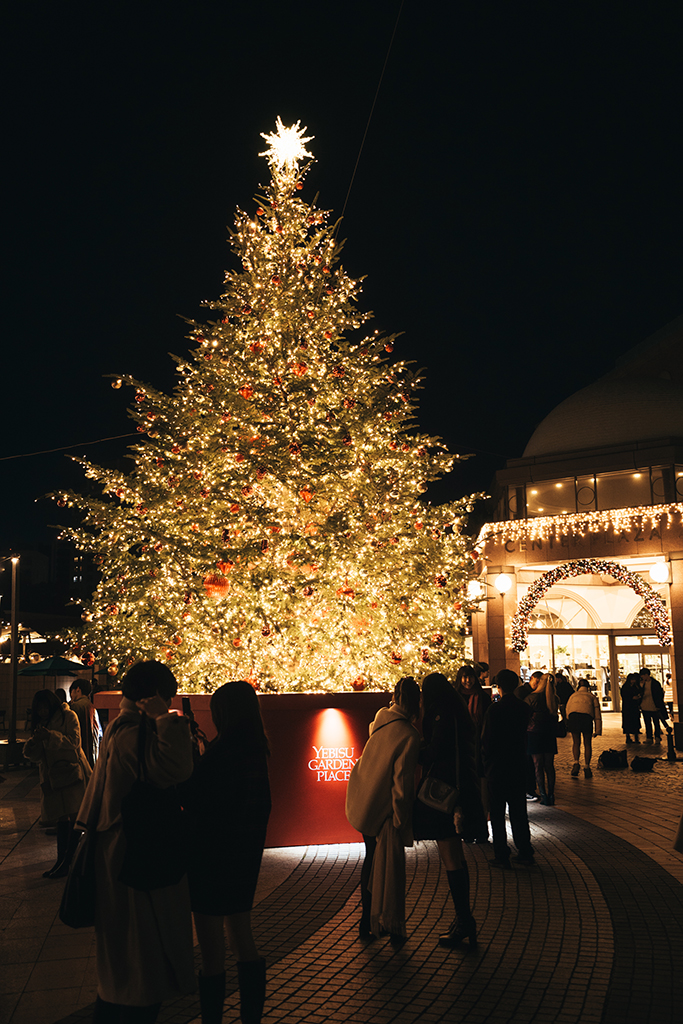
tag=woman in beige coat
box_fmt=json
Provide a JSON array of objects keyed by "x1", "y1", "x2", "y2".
[
  {"x1": 566, "y1": 678, "x2": 602, "y2": 778},
  {"x1": 23, "y1": 689, "x2": 92, "y2": 878},
  {"x1": 77, "y1": 661, "x2": 195, "y2": 1023},
  {"x1": 345, "y1": 677, "x2": 421, "y2": 946}
]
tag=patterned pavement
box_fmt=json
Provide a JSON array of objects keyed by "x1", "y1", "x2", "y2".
[{"x1": 1, "y1": 713, "x2": 682, "y2": 1024}]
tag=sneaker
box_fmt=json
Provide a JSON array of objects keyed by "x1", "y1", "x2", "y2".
[
  {"x1": 526, "y1": 793, "x2": 539, "y2": 801},
  {"x1": 584, "y1": 766, "x2": 592, "y2": 778},
  {"x1": 571, "y1": 762, "x2": 580, "y2": 777},
  {"x1": 512, "y1": 854, "x2": 536, "y2": 866}
]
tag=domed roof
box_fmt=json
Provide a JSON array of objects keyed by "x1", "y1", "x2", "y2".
[{"x1": 523, "y1": 315, "x2": 683, "y2": 458}]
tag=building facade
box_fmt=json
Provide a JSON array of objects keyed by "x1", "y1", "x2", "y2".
[{"x1": 472, "y1": 317, "x2": 683, "y2": 713}]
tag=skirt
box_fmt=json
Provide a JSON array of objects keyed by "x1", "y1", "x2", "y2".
[
  {"x1": 189, "y1": 827, "x2": 268, "y2": 915},
  {"x1": 526, "y1": 729, "x2": 557, "y2": 756},
  {"x1": 413, "y1": 793, "x2": 457, "y2": 841}
]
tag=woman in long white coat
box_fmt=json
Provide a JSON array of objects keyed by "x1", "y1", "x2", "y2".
[
  {"x1": 77, "y1": 661, "x2": 195, "y2": 1024},
  {"x1": 345, "y1": 677, "x2": 421, "y2": 946}
]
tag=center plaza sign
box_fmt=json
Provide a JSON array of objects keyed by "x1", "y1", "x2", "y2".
[
  {"x1": 308, "y1": 745, "x2": 358, "y2": 782},
  {"x1": 95, "y1": 688, "x2": 389, "y2": 847}
]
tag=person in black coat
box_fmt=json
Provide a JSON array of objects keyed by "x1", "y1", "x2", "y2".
[
  {"x1": 413, "y1": 673, "x2": 484, "y2": 948},
  {"x1": 182, "y1": 682, "x2": 271, "y2": 1024},
  {"x1": 482, "y1": 670, "x2": 535, "y2": 867},
  {"x1": 620, "y1": 672, "x2": 643, "y2": 742}
]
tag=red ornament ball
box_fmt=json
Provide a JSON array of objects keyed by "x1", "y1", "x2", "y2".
[{"x1": 203, "y1": 574, "x2": 230, "y2": 601}]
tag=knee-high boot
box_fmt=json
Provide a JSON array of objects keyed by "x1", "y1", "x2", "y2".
[
  {"x1": 198, "y1": 971, "x2": 225, "y2": 1024},
  {"x1": 438, "y1": 865, "x2": 477, "y2": 947},
  {"x1": 119, "y1": 1003, "x2": 161, "y2": 1023},
  {"x1": 43, "y1": 819, "x2": 71, "y2": 878},
  {"x1": 237, "y1": 958, "x2": 266, "y2": 1024},
  {"x1": 92, "y1": 996, "x2": 120, "y2": 1023}
]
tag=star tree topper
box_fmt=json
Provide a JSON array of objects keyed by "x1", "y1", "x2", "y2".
[{"x1": 259, "y1": 117, "x2": 314, "y2": 175}]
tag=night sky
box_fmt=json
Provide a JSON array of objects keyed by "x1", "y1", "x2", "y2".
[{"x1": 4, "y1": 2, "x2": 683, "y2": 551}]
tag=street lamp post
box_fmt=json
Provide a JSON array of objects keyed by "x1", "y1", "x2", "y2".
[{"x1": 2, "y1": 556, "x2": 24, "y2": 768}]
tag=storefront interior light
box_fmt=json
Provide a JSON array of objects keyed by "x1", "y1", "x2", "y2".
[{"x1": 493, "y1": 573, "x2": 513, "y2": 594}]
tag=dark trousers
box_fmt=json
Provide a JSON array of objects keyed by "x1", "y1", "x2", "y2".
[
  {"x1": 488, "y1": 777, "x2": 533, "y2": 861},
  {"x1": 641, "y1": 710, "x2": 662, "y2": 741}
]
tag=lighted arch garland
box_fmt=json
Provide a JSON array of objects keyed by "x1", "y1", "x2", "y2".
[{"x1": 510, "y1": 558, "x2": 673, "y2": 652}]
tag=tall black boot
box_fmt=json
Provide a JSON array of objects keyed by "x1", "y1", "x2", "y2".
[
  {"x1": 92, "y1": 996, "x2": 120, "y2": 1023},
  {"x1": 119, "y1": 1003, "x2": 161, "y2": 1023},
  {"x1": 43, "y1": 819, "x2": 71, "y2": 878},
  {"x1": 237, "y1": 958, "x2": 266, "y2": 1024},
  {"x1": 438, "y1": 865, "x2": 477, "y2": 947},
  {"x1": 48, "y1": 822, "x2": 81, "y2": 879},
  {"x1": 198, "y1": 971, "x2": 225, "y2": 1024}
]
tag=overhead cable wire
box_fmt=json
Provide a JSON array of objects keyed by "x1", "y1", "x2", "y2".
[
  {"x1": 340, "y1": 0, "x2": 405, "y2": 219},
  {"x1": 0, "y1": 433, "x2": 138, "y2": 462}
]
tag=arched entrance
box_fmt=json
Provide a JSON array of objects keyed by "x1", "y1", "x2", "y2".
[{"x1": 511, "y1": 558, "x2": 673, "y2": 652}]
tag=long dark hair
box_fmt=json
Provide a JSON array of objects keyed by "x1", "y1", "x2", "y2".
[
  {"x1": 210, "y1": 681, "x2": 269, "y2": 756},
  {"x1": 421, "y1": 672, "x2": 473, "y2": 736},
  {"x1": 30, "y1": 689, "x2": 65, "y2": 732}
]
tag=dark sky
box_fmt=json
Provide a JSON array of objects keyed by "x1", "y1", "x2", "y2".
[{"x1": 3, "y1": 1, "x2": 683, "y2": 549}]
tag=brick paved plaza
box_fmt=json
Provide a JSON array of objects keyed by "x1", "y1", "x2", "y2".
[{"x1": 2, "y1": 713, "x2": 682, "y2": 1024}]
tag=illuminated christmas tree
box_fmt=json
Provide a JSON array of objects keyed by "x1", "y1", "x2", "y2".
[{"x1": 53, "y1": 120, "x2": 482, "y2": 693}]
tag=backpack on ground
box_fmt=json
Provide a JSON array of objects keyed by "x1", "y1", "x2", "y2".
[
  {"x1": 597, "y1": 748, "x2": 628, "y2": 769},
  {"x1": 630, "y1": 756, "x2": 657, "y2": 773}
]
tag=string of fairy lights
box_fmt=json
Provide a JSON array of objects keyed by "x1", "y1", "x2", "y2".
[
  {"x1": 509, "y1": 558, "x2": 673, "y2": 651},
  {"x1": 476, "y1": 502, "x2": 683, "y2": 547}
]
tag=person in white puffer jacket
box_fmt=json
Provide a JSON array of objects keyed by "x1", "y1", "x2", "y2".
[{"x1": 566, "y1": 679, "x2": 602, "y2": 779}]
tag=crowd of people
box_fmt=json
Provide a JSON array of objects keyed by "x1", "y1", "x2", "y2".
[
  {"x1": 26, "y1": 663, "x2": 270, "y2": 1024},
  {"x1": 23, "y1": 658, "x2": 673, "y2": 1023}
]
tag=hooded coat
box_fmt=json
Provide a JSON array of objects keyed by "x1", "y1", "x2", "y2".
[{"x1": 345, "y1": 704, "x2": 419, "y2": 846}]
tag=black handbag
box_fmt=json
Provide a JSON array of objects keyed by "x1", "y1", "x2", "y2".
[
  {"x1": 59, "y1": 827, "x2": 97, "y2": 928},
  {"x1": 118, "y1": 718, "x2": 187, "y2": 891},
  {"x1": 417, "y1": 714, "x2": 461, "y2": 815}
]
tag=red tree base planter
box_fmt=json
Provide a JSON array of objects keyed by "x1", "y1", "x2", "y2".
[{"x1": 95, "y1": 690, "x2": 390, "y2": 847}]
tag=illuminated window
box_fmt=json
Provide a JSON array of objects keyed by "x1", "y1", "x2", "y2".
[{"x1": 595, "y1": 470, "x2": 650, "y2": 511}]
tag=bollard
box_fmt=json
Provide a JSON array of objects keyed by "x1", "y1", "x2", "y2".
[{"x1": 666, "y1": 730, "x2": 677, "y2": 762}]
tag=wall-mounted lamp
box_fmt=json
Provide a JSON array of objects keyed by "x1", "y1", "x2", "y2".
[
  {"x1": 649, "y1": 562, "x2": 670, "y2": 584},
  {"x1": 493, "y1": 573, "x2": 513, "y2": 594}
]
